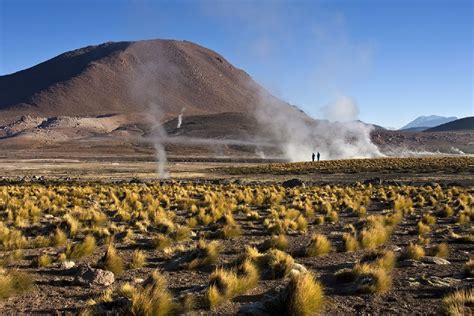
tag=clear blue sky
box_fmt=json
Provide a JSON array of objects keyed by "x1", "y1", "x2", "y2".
[{"x1": 1, "y1": 0, "x2": 472, "y2": 128}]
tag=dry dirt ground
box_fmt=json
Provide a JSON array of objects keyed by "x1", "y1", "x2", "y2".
[{"x1": 0, "y1": 156, "x2": 472, "y2": 315}]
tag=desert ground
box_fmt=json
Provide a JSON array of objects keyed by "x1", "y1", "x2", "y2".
[{"x1": 0, "y1": 155, "x2": 472, "y2": 315}]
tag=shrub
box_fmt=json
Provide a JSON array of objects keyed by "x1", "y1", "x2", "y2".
[
  {"x1": 35, "y1": 254, "x2": 52, "y2": 268},
  {"x1": 0, "y1": 270, "x2": 33, "y2": 299},
  {"x1": 359, "y1": 225, "x2": 388, "y2": 250},
  {"x1": 295, "y1": 216, "x2": 308, "y2": 232},
  {"x1": 417, "y1": 221, "x2": 431, "y2": 235},
  {"x1": 151, "y1": 234, "x2": 171, "y2": 250},
  {"x1": 129, "y1": 250, "x2": 147, "y2": 269},
  {"x1": 285, "y1": 272, "x2": 324, "y2": 316},
  {"x1": 187, "y1": 240, "x2": 221, "y2": 270},
  {"x1": 53, "y1": 228, "x2": 68, "y2": 246},
  {"x1": 438, "y1": 205, "x2": 454, "y2": 218},
  {"x1": 434, "y1": 243, "x2": 449, "y2": 258},
  {"x1": 326, "y1": 211, "x2": 339, "y2": 223},
  {"x1": 67, "y1": 235, "x2": 96, "y2": 259},
  {"x1": 99, "y1": 244, "x2": 124, "y2": 276},
  {"x1": 268, "y1": 234, "x2": 288, "y2": 251},
  {"x1": 218, "y1": 223, "x2": 242, "y2": 239},
  {"x1": 342, "y1": 233, "x2": 358, "y2": 252},
  {"x1": 464, "y1": 259, "x2": 473, "y2": 277},
  {"x1": 306, "y1": 234, "x2": 332, "y2": 257},
  {"x1": 129, "y1": 270, "x2": 179, "y2": 315},
  {"x1": 356, "y1": 266, "x2": 392, "y2": 294},
  {"x1": 442, "y1": 288, "x2": 473, "y2": 315},
  {"x1": 421, "y1": 213, "x2": 436, "y2": 225},
  {"x1": 206, "y1": 260, "x2": 259, "y2": 309},
  {"x1": 404, "y1": 242, "x2": 425, "y2": 260}
]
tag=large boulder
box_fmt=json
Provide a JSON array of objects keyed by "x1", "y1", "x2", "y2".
[
  {"x1": 282, "y1": 178, "x2": 305, "y2": 188},
  {"x1": 74, "y1": 264, "x2": 115, "y2": 287}
]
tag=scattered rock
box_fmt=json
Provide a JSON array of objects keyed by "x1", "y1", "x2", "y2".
[
  {"x1": 61, "y1": 261, "x2": 75, "y2": 269},
  {"x1": 290, "y1": 263, "x2": 308, "y2": 276},
  {"x1": 421, "y1": 276, "x2": 461, "y2": 287},
  {"x1": 421, "y1": 256, "x2": 451, "y2": 265},
  {"x1": 363, "y1": 178, "x2": 382, "y2": 185},
  {"x1": 74, "y1": 264, "x2": 114, "y2": 287},
  {"x1": 388, "y1": 245, "x2": 402, "y2": 252},
  {"x1": 282, "y1": 178, "x2": 304, "y2": 188},
  {"x1": 407, "y1": 277, "x2": 420, "y2": 287}
]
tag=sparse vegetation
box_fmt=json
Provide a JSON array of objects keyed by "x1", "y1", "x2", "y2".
[
  {"x1": 285, "y1": 272, "x2": 324, "y2": 316},
  {"x1": 442, "y1": 288, "x2": 473, "y2": 315},
  {"x1": 0, "y1": 175, "x2": 472, "y2": 313},
  {"x1": 306, "y1": 234, "x2": 332, "y2": 257}
]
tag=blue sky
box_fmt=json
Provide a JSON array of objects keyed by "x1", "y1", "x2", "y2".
[{"x1": 1, "y1": 0, "x2": 472, "y2": 128}]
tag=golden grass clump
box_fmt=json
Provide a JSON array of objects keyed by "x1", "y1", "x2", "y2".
[
  {"x1": 437, "y1": 205, "x2": 454, "y2": 218},
  {"x1": 421, "y1": 213, "x2": 436, "y2": 225},
  {"x1": 0, "y1": 269, "x2": 33, "y2": 299},
  {"x1": 99, "y1": 244, "x2": 124, "y2": 276},
  {"x1": 359, "y1": 224, "x2": 389, "y2": 250},
  {"x1": 151, "y1": 234, "x2": 171, "y2": 250},
  {"x1": 464, "y1": 259, "x2": 474, "y2": 277},
  {"x1": 35, "y1": 254, "x2": 52, "y2": 268},
  {"x1": 245, "y1": 247, "x2": 295, "y2": 279},
  {"x1": 187, "y1": 240, "x2": 221, "y2": 270},
  {"x1": 268, "y1": 234, "x2": 289, "y2": 251},
  {"x1": 129, "y1": 270, "x2": 180, "y2": 316},
  {"x1": 342, "y1": 233, "x2": 358, "y2": 252},
  {"x1": 53, "y1": 228, "x2": 68, "y2": 246},
  {"x1": 417, "y1": 221, "x2": 431, "y2": 235},
  {"x1": 434, "y1": 243, "x2": 449, "y2": 258},
  {"x1": 67, "y1": 235, "x2": 96, "y2": 259},
  {"x1": 306, "y1": 234, "x2": 332, "y2": 257},
  {"x1": 206, "y1": 260, "x2": 259, "y2": 309},
  {"x1": 285, "y1": 272, "x2": 324, "y2": 316},
  {"x1": 404, "y1": 242, "x2": 425, "y2": 260},
  {"x1": 442, "y1": 288, "x2": 473, "y2": 316},
  {"x1": 129, "y1": 250, "x2": 147, "y2": 269},
  {"x1": 356, "y1": 265, "x2": 392, "y2": 294},
  {"x1": 326, "y1": 210, "x2": 339, "y2": 223}
]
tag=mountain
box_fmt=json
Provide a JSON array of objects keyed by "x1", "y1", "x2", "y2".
[
  {"x1": 425, "y1": 117, "x2": 474, "y2": 132},
  {"x1": 0, "y1": 39, "x2": 288, "y2": 120},
  {"x1": 400, "y1": 115, "x2": 458, "y2": 131}
]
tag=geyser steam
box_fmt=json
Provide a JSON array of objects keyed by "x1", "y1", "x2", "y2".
[
  {"x1": 254, "y1": 93, "x2": 382, "y2": 162},
  {"x1": 177, "y1": 108, "x2": 185, "y2": 129}
]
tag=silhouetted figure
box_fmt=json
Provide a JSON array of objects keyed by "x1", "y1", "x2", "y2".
[
  {"x1": 312, "y1": 153, "x2": 315, "y2": 162},
  {"x1": 317, "y1": 152, "x2": 320, "y2": 161}
]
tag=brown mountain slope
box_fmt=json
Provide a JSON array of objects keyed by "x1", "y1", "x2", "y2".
[{"x1": 0, "y1": 39, "x2": 286, "y2": 119}]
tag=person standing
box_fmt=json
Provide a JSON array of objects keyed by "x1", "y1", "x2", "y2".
[
  {"x1": 317, "y1": 152, "x2": 320, "y2": 161},
  {"x1": 312, "y1": 152, "x2": 315, "y2": 162}
]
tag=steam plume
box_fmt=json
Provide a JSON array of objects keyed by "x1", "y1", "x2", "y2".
[
  {"x1": 177, "y1": 108, "x2": 185, "y2": 129},
  {"x1": 253, "y1": 91, "x2": 382, "y2": 162}
]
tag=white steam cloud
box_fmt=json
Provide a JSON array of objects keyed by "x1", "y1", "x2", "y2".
[
  {"x1": 126, "y1": 48, "x2": 177, "y2": 179},
  {"x1": 254, "y1": 92, "x2": 382, "y2": 162},
  {"x1": 321, "y1": 96, "x2": 359, "y2": 122},
  {"x1": 177, "y1": 107, "x2": 185, "y2": 129}
]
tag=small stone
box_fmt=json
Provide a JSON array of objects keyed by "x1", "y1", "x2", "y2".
[
  {"x1": 421, "y1": 256, "x2": 451, "y2": 265},
  {"x1": 61, "y1": 261, "x2": 75, "y2": 269},
  {"x1": 421, "y1": 276, "x2": 461, "y2": 288}
]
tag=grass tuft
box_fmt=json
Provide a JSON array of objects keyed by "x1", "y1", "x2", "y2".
[{"x1": 306, "y1": 234, "x2": 332, "y2": 257}]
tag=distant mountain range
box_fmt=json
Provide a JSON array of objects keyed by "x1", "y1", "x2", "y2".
[
  {"x1": 425, "y1": 117, "x2": 474, "y2": 132},
  {"x1": 400, "y1": 115, "x2": 458, "y2": 131}
]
